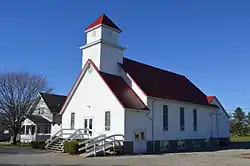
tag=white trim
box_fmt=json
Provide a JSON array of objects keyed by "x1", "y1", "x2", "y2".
[
  {"x1": 85, "y1": 24, "x2": 122, "y2": 33},
  {"x1": 125, "y1": 108, "x2": 150, "y2": 112},
  {"x1": 126, "y1": 73, "x2": 147, "y2": 98},
  {"x1": 148, "y1": 96, "x2": 218, "y2": 110},
  {"x1": 80, "y1": 39, "x2": 126, "y2": 50},
  {"x1": 59, "y1": 61, "x2": 125, "y2": 115},
  {"x1": 211, "y1": 97, "x2": 230, "y2": 118}
]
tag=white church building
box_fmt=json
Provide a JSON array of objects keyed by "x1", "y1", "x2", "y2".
[{"x1": 51, "y1": 14, "x2": 229, "y2": 154}]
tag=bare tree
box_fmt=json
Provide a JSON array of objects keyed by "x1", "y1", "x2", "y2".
[{"x1": 0, "y1": 72, "x2": 51, "y2": 144}]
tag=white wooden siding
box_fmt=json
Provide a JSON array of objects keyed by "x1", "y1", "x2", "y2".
[
  {"x1": 32, "y1": 97, "x2": 53, "y2": 122},
  {"x1": 124, "y1": 97, "x2": 218, "y2": 142},
  {"x1": 61, "y1": 63, "x2": 125, "y2": 138},
  {"x1": 210, "y1": 98, "x2": 230, "y2": 138},
  {"x1": 100, "y1": 43, "x2": 123, "y2": 75},
  {"x1": 147, "y1": 97, "x2": 218, "y2": 140},
  {"x1": 125, "y1": 110, "x2": 152, "y2": 141}
]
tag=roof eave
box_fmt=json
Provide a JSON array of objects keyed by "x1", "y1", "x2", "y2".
[
  {"x1": 148, "y1": 96, "x2": 217, "y2": 109},
  {"x1": 85, "y1": 24, "x2": 122, "y2": 33},
  {"x1": 125, "y1": 108, "x2": 150, "y2": 112}
]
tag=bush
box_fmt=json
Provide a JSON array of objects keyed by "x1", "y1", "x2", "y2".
[
  {"x1": 30, "y1": 140, "x2": 45, "y2": 149},
  {"x1": 63, "y1": 140, "x2": 81, "y2": 155}
]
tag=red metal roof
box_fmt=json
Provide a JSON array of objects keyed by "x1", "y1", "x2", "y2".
[
  {"x1": 99, "y1": 72, "x2": 149, "y2": 110},
  {"x1": 121, "y1": 58, "x2": 211, "y2": 106},
  {"x1": 59, "y1": 59, "x2": 148, "y2": 114},
  {"x1": 207, "y1": 96, "x2": 215, "y2": 103},
  {"x1": 86, "y1": 14, "x2": 122, "y2": 32}
]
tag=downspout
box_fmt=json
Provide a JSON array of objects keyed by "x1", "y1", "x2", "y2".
[
  {"x1": 146, "y1": 99, "x2": 158, "y2": 153},
  {"x1": 210, "y1": 108, "x2": 220, "y2": 145},
  {"x1": 216, "y1": 108, "x2": 220, "y2": 144},
  {"x1": 210, "y1": 113, "x2": 213, "y2": 141}
]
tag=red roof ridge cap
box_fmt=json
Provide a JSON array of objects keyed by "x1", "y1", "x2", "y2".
[
  {"x1": 86, "y1": 14, "x2": 122, "y2": 32},
  {"x1": 207, "y1": 96, "x2": 216, "y2": 103}
]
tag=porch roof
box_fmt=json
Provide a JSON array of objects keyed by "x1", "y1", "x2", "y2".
[{"x1": 26, "y1": 115, "x2": 51, "y2": 125}]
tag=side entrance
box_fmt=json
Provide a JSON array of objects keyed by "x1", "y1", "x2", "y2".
[{"x1": 133, "y1": 129, "x2": 147, "y2": 153}]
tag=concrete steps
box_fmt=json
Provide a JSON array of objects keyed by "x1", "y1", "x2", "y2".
[{"x1": 46, "y1": 138, "x2": 64, "y2": 153}]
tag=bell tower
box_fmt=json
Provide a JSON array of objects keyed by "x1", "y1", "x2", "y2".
[{"x1": 80, "y1": 14, "x2": 126, "y2": 75}]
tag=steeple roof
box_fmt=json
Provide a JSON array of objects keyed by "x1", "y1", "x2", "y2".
[{"x1": 86, "y1": 14, "x2": 122, "y2": 32}]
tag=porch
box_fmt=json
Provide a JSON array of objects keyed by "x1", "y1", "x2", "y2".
[{"x1": 20, "y1": 115, "x2": 51, "y2": 143}]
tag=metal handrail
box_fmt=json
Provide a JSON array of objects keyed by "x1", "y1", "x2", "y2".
[
  {"x1": 80, "y1": 134, "x2": 124, "y2": 157},
  {"x1": 85, "y1": 139, "x2": 122, "y2": 152},
  {"x1": 63, "y1": 128, "x2": 90, "y2": 143},
  {"x1": 63, "y1": 129, "x2": 82, "y2": 143},
  {"x1": 78, "y1": 134, "x2": 124, "y2": 153},
  {"x1": 45, "y1": 128, "x2": 78, "y2": 148},
  {"x1": 78, "y1": 134, "x2": 106, "y2": 148},
  {"x1": 85, "y1": 134, "x2": 123, "y2": 148},
  {"x1": 45, "y1": 134, "x2": 60, "y2": 149},
  {"x1": 45, "y1": 129, "x2": 62, "y2": 144},
  {"x1": 85, "y1": 142, "x2": 113, "y2": 153},
  {"x1": 45, "y1": 128, "x2": 105, "y2": 149}
]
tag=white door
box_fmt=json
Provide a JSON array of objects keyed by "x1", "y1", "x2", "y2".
[
  {"x1": 133, "y1": 129, "x2": 147, "y2": 153},
  {"x1": 83, "y1": 117, "x2": 93, "y2": 137}
]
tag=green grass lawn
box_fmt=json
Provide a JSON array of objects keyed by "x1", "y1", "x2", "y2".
[{"x1": 230, "y1": 135, "x2": 250, "y2": 142}]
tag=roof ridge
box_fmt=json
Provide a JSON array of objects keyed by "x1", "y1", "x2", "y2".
[
  {"x1": 123, "y1": 57, "x2": 185, "y2": 77},
  {"x1": 122, "y1": 57, "x2": 210, "y2": 106},
  {"x1": 40, "y1": 92, "x2": 66, "y2": 98},
  {"x1": 86, "y1": 14, "x2": 122, "y2": 32},
  {"x1": 99, "y1": 71, "x2": 149, "y2": 110}
]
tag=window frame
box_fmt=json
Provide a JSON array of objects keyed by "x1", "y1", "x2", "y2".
[
  {"x1": 89, "y1": 119, "x2": 93, "y2": 136},
  {"x1": 70, "y1": 112, "x2": 75, "y2": 129},
  {"x1": 134, "y1": 131, "x2": 146, "y2": 141},
  {"x1": 192, "y1": 139, "x2": 200, "y2": 149},
  {"x1": 193, "y1": 109, "x2": 197, "y2": 132},
  {"x1": 163, "y1": 105, "x2": 168, "y2": 131},
  {"x1": 180, "y1": 107, "x2": 185, "y2": 131},
  {"x1": 160, "y1": 140, "x2": 169, "y2": 151},
  {"x1": 39, "y1": 107, "x2": 44, "y2": 114},
  {"x1": 105, "y1": 111, "x2": 111, "y2": 131},
  {"x1": 177, "y1": 140, "x2": 185, "y2": 150}
]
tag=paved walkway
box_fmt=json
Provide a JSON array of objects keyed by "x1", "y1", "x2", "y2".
[{"x1": 1, "y1": 146, "x2": 250, "y2": 165}]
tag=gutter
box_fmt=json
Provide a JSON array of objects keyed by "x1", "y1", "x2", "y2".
[
  {"x1": 146, "y1": 99, "x2": 159, "y2": 153},
  {"x1": 210, "y1": 108, "x2": 220, "y2": 144}
]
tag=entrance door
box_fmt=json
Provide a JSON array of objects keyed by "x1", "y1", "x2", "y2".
[
  {"x1": 133, "y1": 129, "x2": 147, "y2": 153},
  {"x1": 83, "y1": 118, "x2": 93, "y2": 137}
]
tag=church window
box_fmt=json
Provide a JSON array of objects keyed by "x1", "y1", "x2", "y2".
[
  {"x1": 70, "y1": 112, "x2": 75, "y2": 129},
  {"x1": 105, "y1": 111, "x2": 111, "y2": 131}
]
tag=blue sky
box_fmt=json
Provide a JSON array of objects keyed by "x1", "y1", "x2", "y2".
[{"x1": 0, "y1": 0, "x2": 249, "y2": 112}]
